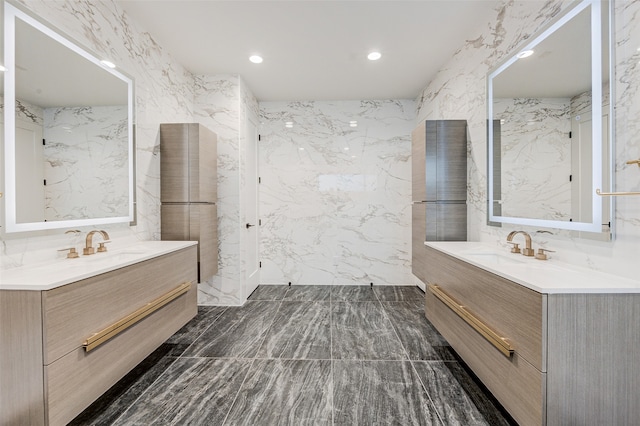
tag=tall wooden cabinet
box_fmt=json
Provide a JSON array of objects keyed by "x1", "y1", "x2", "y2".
[
  {"x1": 160, "y1": 123, "x2": 218, "y2": 282},
  {"x1": 412, "y1": 120, "x2": 467, "y2": 282}
]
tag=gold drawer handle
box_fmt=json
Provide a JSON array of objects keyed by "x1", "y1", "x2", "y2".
[
  {"x1": 428, "y1": 284, "x2": 514, "y2": 358},
  {"x1": 83, "y1": 282, "x2": 192, "y2": 352}
]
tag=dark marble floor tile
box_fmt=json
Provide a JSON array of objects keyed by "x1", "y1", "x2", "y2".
[
  {"x1": 333, "y1": 360, "x2": 441, "y2": 425},
  {"x1": 413, "y1": 361, "x2": 513, "y2": 426},
  {"x1": 166, "y1": 306, "x2": 226, "y2": 348},
  {"x1": 183, "y1": 301, "x2": 279, "y2": 358},
  {"x1": 113, "y1": 358, "x2": 250, "y2": 425},
  {"x1": 382, "y1": 301, "x2": 455, "y2": 361},
  {"x1": 332, "y1": 301, "x2": 406, "y2": 360},
  {"x1": 69, "y1": 343, "x2": 179, "y2": 425},
  {"x1": 256, "y1": 301, "x2": 331, "y2": 359},
  {"x1": 282, "y1": 285, "x2": 331, "y2": 301},
  {"x1": 331, "y1": 285, "x2": 378, "y2": 302},
  {"x1": 248, "y1": 284, "x2": 290, "y2": 301},
  {"x1": 224, "y1": 359, "x2": 332, "y2": 425},
  {"x1": 373, "y1": 285, "x2": 425, "y2": 302}
]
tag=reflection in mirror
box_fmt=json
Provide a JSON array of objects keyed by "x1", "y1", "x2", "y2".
[
  {"x1": 3, "y1": 2, "x2": 135, "y2": 233},
  {"x1": 487, "y1": 0, "x2": 612, "y2": 235}
]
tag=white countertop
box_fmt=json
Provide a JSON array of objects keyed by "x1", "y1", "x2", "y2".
[
  {"x1": 425, "y1": 242, "x2": 640, "y2": 294},
  {"x1": 0, "y1": 241, "x2": 198, "y2": 291}
]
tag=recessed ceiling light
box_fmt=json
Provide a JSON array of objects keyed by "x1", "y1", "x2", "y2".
[
  {"x1": 344, "y1": 147, "x2": 350, "y2": 151},
  {"x1": 367, "y1": 51, "x2": 382, "y2": 61},
  {"x1": 516, "y1": 50, "x2": 534, "y2": 59},
  {"x1": 299, "y1": 147, "x2": 304, "y2": 151},
  {"x1": 285, "y1": 121, "x2": 293, "y2": 128},
  {"x1": 249, "y1": 55, "x2": 263, "y2": 64},
  {"x1": 349, "y1": 120, "x2": 358, "y2": 127},
  {"x1": 101, "y1": 60, "x2": 116, "y2": 69}
]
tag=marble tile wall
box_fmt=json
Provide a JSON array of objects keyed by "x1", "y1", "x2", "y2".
[
  {"x1": 493, "y1": 97, "x2": 571, "y2": 220},
  {"x1": 258, "y1": 100, "x2": 415, "y2": 286},
  {"x1": 43, "y1": 105, "x2": 129, "y2": 221},
  {"x1": 416, "y1": 0, "x2": 640, "y2": 281},
  {"x1": 194, "y1": 75, "x2": 259, "y2": 305},
  {"x1": 1, "y1": 0, "x2": 195, "y2": 269}
]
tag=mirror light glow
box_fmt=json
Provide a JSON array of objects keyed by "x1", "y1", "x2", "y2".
[
  {"x1": 3, "y1": 2, "x2": 135, "y2": 233},
  {"x1": 487, "y1": 0, "x2": 606, "y2": 233}
]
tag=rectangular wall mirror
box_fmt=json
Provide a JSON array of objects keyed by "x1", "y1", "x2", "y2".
[
  {"x1": 2, "y1": 1, "x2": 135, "y2": 233},
  {"x1": 487, "y1": 0, "x2": 613, "y2": 235}
]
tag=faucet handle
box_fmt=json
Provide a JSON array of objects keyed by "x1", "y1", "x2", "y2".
[
  {"x1": 535, "y1": 248, "x2": 555, "y2": 260},
  {"x1": 97, "y1": 241, "x2": 111, "y2": 253},
  {"x1": 507, "y1": 242, "x2": 521, "y2": 254},
  {"x1": 58, "y1": 247, "x2": 79, "y2": 259}
]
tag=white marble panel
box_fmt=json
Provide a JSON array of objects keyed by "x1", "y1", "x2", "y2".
[
  {"x1": 43, "y1": 105, "x2": 129, "y2": 221},
  {"x1": 416, "y1": 0, "x2": 640, "y2": 282},
  {"x1": 494, "y1": 97, "x2": 571, "y2": 220},
  {"x1": 259, "y1": 100, "x2": 414, "y2": 286},
  {"x1": 193, "y1": 75, "x2": 243, "y2": 305},
  {"x1": 1, "y1": 1, "x2": 194, "y2": 269}
]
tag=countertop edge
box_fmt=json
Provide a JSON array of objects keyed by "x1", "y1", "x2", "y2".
[
  {"x1": 424, "y1": 241, "x2": 640, "y2": 294},
  {"x1": 0, "y1": 241, "x2": 198, "y2": 291}
]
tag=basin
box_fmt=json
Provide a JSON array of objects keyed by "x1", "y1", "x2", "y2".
[{"x1": 461, "y1": 251, "x2": 526, "y2": 265}]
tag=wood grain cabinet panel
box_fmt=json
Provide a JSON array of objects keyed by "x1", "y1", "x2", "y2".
[
  {"x1": 426, "y1": 291, "x2": 544, "y2": 426},
  {"x1": 0, "y1": 291, "x2": 45, "y2": 426},
  {"x1": 411, "y1": 123, "x2": 426, "y2": 201},
  {"x1": 160, "y1": 123, "x2": 217, "y2": 203},
  {"x1": 161, "y1": 204, "x2": 218, "y2": 281},
  {"x1": 43, "y1": 247, "x2": 196, "y2": 364},
  {"x1": 411, "y1": 203, "x2": 427, "y2": 282},
  {"x1": 160, "y1": 123, "x2": 218, "y2": 282},
  {"x1": 423, "y1": 246, "x2": 640, "y2": 425},
  {"x1": 424, "y1": 246, "x2": 544, "y2": 370},
  {"x1": 0, "y1": 245, "x2": 197, "y2": 426},
  {"x1": 46, "y1": 285, "x2": 197, "y2": 426}
]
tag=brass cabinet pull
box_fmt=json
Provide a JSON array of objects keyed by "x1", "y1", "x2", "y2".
[
  {"x1": 428, "y1": 284, "x2": 514, "y2": 358},
  {"x1": 596, "y1": 188, "x2": 640, "y2": 196},
  {"x1": 83, "y1": 282, "x2": 192, "y2": 352}
]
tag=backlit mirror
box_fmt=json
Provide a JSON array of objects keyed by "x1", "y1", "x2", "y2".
[
  {"x1": 2, "y1": 2, "x2": 135, "y2": 233},
  {"x1": 487, "y1": 0, "x2": 613, "y2": 235}
]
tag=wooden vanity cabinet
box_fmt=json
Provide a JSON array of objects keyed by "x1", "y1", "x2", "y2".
[
  {"x1": 424, "y1": 246, "x2": 640, "y2": 426},
  {"x1": 0, "y1": 245, "x2": 197, "y2": 426}
]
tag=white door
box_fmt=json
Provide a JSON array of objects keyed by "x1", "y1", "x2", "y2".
[
  {"x1": 14, "y1": 120, "x2": 45, "y2": 223},
  {"x1": 244, "y1": 117, "x2": 260, "y2": 297},
  {"x1": 571, "y1": 109, "x2": 610, "y2": 232}
]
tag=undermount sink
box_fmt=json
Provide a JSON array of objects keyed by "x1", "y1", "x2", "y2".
[
  {"x1": 461, "y1": 252, "x2": 526, "y2": 265},
  {"x1": 83, "y1": 249, "x2": 147, "y2": 262},
  {"x1": 0, "y1": 241, "x2": 198, "y2": 291}
]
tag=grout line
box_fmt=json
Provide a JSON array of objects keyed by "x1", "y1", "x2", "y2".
[
  {"x1": 109, "y1": 306, "x2": 228, "y2": 424},
  {"x1": 178, "y1": 306, "x2": 228, "y2": 356},
  {"x1": 222, "y1": 296, "x2": 285, "y2": 425},
  {"x1": 330, "y1": 286, "x2": 334, "y2": 426},
  {"x1": 109, "y1": 306, "x2": 228, "y2": 423},
  {"x1": 378, "y1": 295, "x2": 447, "y2": 426}
]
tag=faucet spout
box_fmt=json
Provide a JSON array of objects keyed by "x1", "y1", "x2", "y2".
[
  {"x1": 84, "y1": 230, "x2": 110, "y2": 255},
  {"x1": 506, "y1": 231, "x2": 534, "y2": 256}
]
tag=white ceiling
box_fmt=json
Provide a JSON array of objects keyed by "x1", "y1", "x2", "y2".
[{"x1": 116, "y1": 0, "x2": 501, "y2": 102}]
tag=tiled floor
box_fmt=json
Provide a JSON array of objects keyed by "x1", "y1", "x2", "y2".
[{"x1": 71, "y1": 285, "x2": 516, "y2": 425}]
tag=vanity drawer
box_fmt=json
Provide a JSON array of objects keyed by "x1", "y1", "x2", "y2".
[
  {"x1": 45, "y1": 284, "x2": 197, "y2": 426},
  {"x1": 42, "y1": 245, "x2": 197, "y2": 364},
  {"x1": 423, "y1": 246, "x2": 545, "y2": 370},
  {"x1": 426, "y1": 290, "x2": 545, "y2": 426}
]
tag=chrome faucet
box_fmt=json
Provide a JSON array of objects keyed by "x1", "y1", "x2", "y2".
[
  {"x1": 506, "y1": 231, "x2": 534, "y2": 256},
  {"x1": 84, "y1": 230, "x2": 110, "y2": 255}
]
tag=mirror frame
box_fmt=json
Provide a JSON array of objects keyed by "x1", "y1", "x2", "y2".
[
  {"x1": 3, "y1": 1, "x2": 135, "y2": 233},
  {"x1": 487, "y1": 0, "x2": 612, "y2": 233}
]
